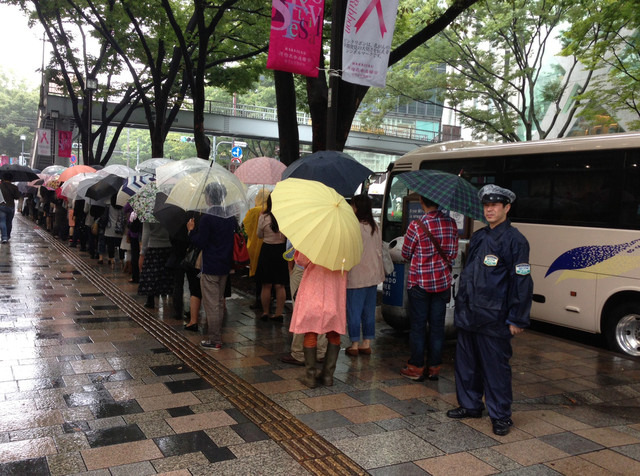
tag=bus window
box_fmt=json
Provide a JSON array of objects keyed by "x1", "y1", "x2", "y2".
[
  {"x1": 621, "y1": 152, "x2": 640, "y2": 228},
  {"x1": 383, "y1": 174, "x2": 410, "y2": 241}
]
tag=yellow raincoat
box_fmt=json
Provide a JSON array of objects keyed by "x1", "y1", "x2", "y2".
[{"x1": 242, "y1": 188, "x2": 270, "y2": 277}]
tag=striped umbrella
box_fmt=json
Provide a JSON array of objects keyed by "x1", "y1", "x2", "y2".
[
  {"x1": 396, "y1": 170, "x2": 485, "y2": 222},
  {"x1": 116, "y1": 175, "x2": 153, "y2": 207}
]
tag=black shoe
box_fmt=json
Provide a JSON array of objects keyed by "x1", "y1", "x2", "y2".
[
  {"x1": 491, "y1": 418, "x2": 513, "y2": 436},
  {"x1": 446, "y1": 407, "x2": 483, "y2": 419},
  {"x1": 144, "y1": 296, "x2": 155, "y2": 308},
  {"x1": 184, "y1": 323, "x2": 198, "y2": 332}
]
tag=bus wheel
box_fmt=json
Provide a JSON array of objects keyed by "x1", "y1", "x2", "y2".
[{"x1": 604, "y1": 303, "x2": 640, "y2": 357}]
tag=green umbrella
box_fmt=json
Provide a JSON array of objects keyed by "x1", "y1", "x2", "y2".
[{"x1": 397, "y1": 170, "x2": 485, "y2": 221}]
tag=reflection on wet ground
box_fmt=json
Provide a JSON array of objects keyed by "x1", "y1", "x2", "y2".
[{"x1": 0, "y1": 215, "x2": 639, "y2": 475}]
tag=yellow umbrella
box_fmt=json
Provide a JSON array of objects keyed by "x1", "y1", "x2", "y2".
[
  {"x1": 270, "y1": 178, "x2": 363, "y2": 272},
  {"x1": 165, "y1": 166, "x2": 249, "y2": 219}
]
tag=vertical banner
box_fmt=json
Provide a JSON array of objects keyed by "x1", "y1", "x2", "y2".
[
  {"x1": 58, "y1": 131, "x2": 73, "y2": 158},
  {"x1": 342, "y1": 0, "x2": 399, "y2": 87},
  {"x1": 37, "y1": 129, "x2": 51, "y2": 156},
  {"x1": 266, "y1": 0, "x2": 325, "y2": 77}
]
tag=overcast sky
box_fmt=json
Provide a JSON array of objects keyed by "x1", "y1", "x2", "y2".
[{"x1": 0, "y1": 4, "x2": 47, "y2": 88}]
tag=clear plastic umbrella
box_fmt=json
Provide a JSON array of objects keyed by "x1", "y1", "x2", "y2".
[
  {"x1": 59, "y1": 173, "x2": 97, "y2": 200},
  {"x1": 135, "y1": 158, "x2": 173, "y2": 176},
  {"x1": 99, "y1": 164, "x2": 137, "y2": 178},
  {"x1": 41, "y1": 165, "x2": 67, "y2": 176},
  {"x1": 162, "y1": 162, "x2": 249, "y2": 219},
  {"x1": 155, "y1": 158, "x2": 212, "y2": 188}
]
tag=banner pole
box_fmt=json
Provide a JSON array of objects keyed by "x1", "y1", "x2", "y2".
[{"x1": 326, "y1": 0, "x2": 345, "y2": 151}]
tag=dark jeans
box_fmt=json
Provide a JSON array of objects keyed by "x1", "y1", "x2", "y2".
[
  {"x1": 407, "y1": 286, "x2": 449, "y2": 368},
  {"x1": 0, "y1": 205, "x2": 15, "y2": 241}
]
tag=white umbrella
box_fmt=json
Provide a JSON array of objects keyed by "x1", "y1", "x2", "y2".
[{"x1": 135, "y1": 158, "x2": 173, "y2": 175}]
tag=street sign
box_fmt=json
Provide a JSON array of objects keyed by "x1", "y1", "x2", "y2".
[
  {"x1": 231, "y1": 146, "x2": 243, "y2": 159},
  {"x1": 233, "y1": 141, "x2": 247, "y2": 148},
  {"x1": 70, "y1": 154, "x2": 77, "y2": 165}
]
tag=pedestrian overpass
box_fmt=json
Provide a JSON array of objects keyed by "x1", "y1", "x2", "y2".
[{"x1": 43, "y1": 93, "x2": 437, "y2": 159}]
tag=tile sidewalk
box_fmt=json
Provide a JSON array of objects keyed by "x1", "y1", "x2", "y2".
[{"x1": 0, "y1": 215, "x2": 639, "y2": 475}]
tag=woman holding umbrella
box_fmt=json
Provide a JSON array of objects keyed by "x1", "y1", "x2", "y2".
[{"x1": 186, "y1": 183, "x2": 236, "y2": 350}]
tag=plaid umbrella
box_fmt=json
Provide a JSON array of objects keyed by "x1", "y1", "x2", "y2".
[{"x1": 397, "y1": 170, "x2": 485, "y2": 221}]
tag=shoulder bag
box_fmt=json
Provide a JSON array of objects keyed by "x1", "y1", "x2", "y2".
[{"x1": 415, "y1": 220, "x2": 452, "y2": 271}]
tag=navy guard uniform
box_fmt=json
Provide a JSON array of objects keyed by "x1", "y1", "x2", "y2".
[{"x1": 447, "y1": 185, "x2": 533, "y2": 436}]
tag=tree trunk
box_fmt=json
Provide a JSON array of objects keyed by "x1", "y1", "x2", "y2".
[{"x1": 274, "y1": 70, "x2": 299, "y2": 166}]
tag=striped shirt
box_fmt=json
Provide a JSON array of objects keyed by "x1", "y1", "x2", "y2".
[{"x1": 402, "y1": 210, "x2": 458, "y2": 292}]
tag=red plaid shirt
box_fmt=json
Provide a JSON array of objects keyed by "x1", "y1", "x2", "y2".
[{"x1": 402, "y1": 210, "x2": 458, "y2": 292}]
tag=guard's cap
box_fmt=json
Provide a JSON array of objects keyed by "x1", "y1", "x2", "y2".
[{"x1": 478, "y1": 184, "x2": 516, "y2": 204}]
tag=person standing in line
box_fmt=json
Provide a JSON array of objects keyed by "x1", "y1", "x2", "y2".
[
  {"x1": 279, "y1": 240, "x2": 328, "y2": 366},
  {"x1": 256, "y1": 195, "x2": 289, "y2": 322},
  {"x1": 243, "y1": 188, "x2": 269, "y2": 309},
  {"x1": 290, "y1": 250, "x2": 347, "y2": 388},
  {"x1": 400, "y1": 195, "x2": 458, "y2": 381},
  {"x1": 446, "y1": 185, "x2": 533, "y2": 437},
  {"x1": 186, "y1": 183, "x2": 235, "y2": 351},
  {"x1": 345, "y1": 194, "x2": 386, "y2": 356},
  {"x1": 138, "y1": 220, "x2": 173, "y2": 309},
  {"x1": 0, "y1": 173, "x2": 21, "y2": 243}
]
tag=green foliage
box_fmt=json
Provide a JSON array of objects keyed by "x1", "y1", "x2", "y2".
[
  {"x1": 0, "y1": 73, "x2": 39, "y2": 158},
  {"x1": 565, "y1": 0, "x2": 640, "y2": 130}
]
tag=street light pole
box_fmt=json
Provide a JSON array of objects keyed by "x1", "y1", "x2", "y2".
[
  {"x1": 20, "y1": 135, "x2": 26, "y2": 166},
  {"x1": 85, "y1": 77, "x2": 98, "y2": 165}
]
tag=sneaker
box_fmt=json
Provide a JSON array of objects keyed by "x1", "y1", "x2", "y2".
[
  {"x1": 1, "y1": 240, "x2": 7, "y2": 244},
  {"x1": 400, "y1": 363, "x2": 425, "y2": 380},
  {"x1": 201, "y1": 340, "x2": 222, "y2": 350}
]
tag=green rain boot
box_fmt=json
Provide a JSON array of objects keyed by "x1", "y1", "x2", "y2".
[
  {"x1": 318, "y1": 343, "x2": 340, "y2": 386},
  {"x1": 301, "y1": 346, "x2": 318, "y2": 388}
]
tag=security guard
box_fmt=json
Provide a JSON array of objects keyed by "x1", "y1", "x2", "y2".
[{"x1": 446, "y1": 184, "x2": 533, "y2": 436}]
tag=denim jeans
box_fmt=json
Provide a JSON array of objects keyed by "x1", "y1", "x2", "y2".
[
  {"x1": 407, "y1": 286, "x2": 449, "y2": 368},
  {"x1": 0, "y1": 205, "x2": 15, "y2": 241},
  {"x1": 346, "y1": 285, "x2": 377, "y2": 342}
]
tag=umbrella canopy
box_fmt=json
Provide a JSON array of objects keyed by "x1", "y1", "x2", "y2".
[
  {"x1": 85, "y1": 174, "x2": 126, "y2": 202},
  {"x1": 75, "y1": 176, "x2": 108, "y2": 203},
  {"x1": 271, "y1": 178, "x2": 363, "y2": 272},
  {"x1": 116, "y1": 175, "x2": 153, "y2": 207},
  {"x1": 0, "y1": 164, "x2": 39, "y2": 182},
  {"x1": 153, "y1": 191, "x2": 190, "y2": 237},
  {"x1": 41, "y1": 165, "x2": 67, "y2": 176},
  {"x1": 396, "y1": 170, "x2": 485, "y2": 222},
  {"x1": 44, "y1": 175, "x2": 62, "y2": 190},
  {"x1": 136, "y1": 158, "x2": 173, "y2": 175},
  {"x1": 128, "y1": 181, "x2": 159, "y2": 222},
  {"x1": 59, "y1": 165, "x2": 96, "y2": 182},
  {"x1": 233, "y1": 156, "x2": 286, "y2": 185},
  {"x1": 164, "y1": 163, "x2": 249, "y2": 219},
  {"x1": 99, "y1": 164, "x2": 136, "y2": 178},
  {"x1": 281, "y1": 150, "x2": 373, "y2": 197},
  {"x1": 155, "y1": 157, "x2": 212, "y2": 188},
  {"x1": 59, "y1": 173, "x2": 96, "y2": 200}
]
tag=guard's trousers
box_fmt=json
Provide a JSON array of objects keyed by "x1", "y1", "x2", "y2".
[{"x1": 454, "y1": 329, "x2": 513, "y2": 420}]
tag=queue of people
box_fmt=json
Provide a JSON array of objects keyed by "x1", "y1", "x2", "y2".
[{"x1": 9, "y1": 167, "x2": 533, "y2": 436}]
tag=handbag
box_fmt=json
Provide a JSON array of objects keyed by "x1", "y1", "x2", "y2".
[
  {"x1": 181, "y1": 245, "x2": 202, "y2": 270},
  {"x1": 233, "y1": 231, "x2": 250, "y2": 269},
  {"x1": 382, "y1": 241, "x2": 395, "y2": 275}
]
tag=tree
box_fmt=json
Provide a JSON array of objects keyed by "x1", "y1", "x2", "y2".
[
  {"x1": 359, "y1": 0, "x2": 604, "y2": 142},
  {"x1": 0, "y1": 74, "x2": 39, "y2": 159},
  {"x1": 274, "y1": 0, "x2": 480, "y2": 162},
  {"x1": 565, "y1": 0, "x2": 640, "y2": 131}
]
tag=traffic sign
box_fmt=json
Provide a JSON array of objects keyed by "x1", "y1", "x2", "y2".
[
  {"x1": 233, "y1": 141, "x2": 247, "y2": 148},
  {"x1": 231, "y1": 146, "x2": 243, "y2": 159},
  {"x1": 70, "y1": 154, "x2": 77, "y2": 165}
]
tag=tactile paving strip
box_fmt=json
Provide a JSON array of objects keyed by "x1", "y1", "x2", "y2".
[{"x1": 38, "y1": 227, "x2": 367, "y2": 475}]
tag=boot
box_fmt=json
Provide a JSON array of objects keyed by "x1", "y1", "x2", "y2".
[
  {"x1": 318, "y1": 343, "x2": 340, "y2": 386},
  {"x1": 300, "y1": 346, "x2": 318, "y2": 388}
]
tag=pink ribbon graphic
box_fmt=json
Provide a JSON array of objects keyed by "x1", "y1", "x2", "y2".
[{"x1": 355, "y1": 0, "x2": 387, "y2": 37}]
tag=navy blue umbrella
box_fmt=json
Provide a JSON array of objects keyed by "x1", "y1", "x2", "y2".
[{"x1": 281, "y1": 150, "x2": 373, "y2": 197}]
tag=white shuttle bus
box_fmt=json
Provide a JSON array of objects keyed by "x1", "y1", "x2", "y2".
[{"x1": 381, "y1": 133, "x2": 640, "y2": 357}]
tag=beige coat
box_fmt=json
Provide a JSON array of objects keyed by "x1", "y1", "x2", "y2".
[{"x1": 347, "y1": 222, "x2": 385, "y2": 289}]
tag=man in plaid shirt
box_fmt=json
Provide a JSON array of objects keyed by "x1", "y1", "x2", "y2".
[{"x1": 400, "y1": 195, "x2": 458, "y2": 381}]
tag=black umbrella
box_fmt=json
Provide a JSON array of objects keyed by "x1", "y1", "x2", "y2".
[
  {"x1": 281, "y1": 150, "x2": 373, "y2": 197},
  {"x1": 153, "y1": 192, "x2": 190, "y2": 238},
  {"x1": 85, "y1": 174, "x2": 126, "y2": 202},
  {"x1": 0, "y1": 164, "x2": 39, "y2": 182}
]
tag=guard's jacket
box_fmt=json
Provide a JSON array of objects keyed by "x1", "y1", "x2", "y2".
[{"x1": 454, "y1": 219, "x2": 533, "y2": 338}]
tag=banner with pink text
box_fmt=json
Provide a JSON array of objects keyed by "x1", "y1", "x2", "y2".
[
  {"x1": 266, "y1": 0, "x2": 324, "y2": 77},
  {"x1": 37, "y1": 129, "x2": 51, "y2": 156},
  {"x1": 58, "y1": 131, "x2": 73, "y2": 158},
  {"x1": 342, "y1": 0, "x2": 399, "y2": 87}
]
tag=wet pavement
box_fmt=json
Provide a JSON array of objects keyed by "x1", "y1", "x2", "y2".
[{"x1": 1, "y1": 214, "x2": 640, "y2": 475}]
